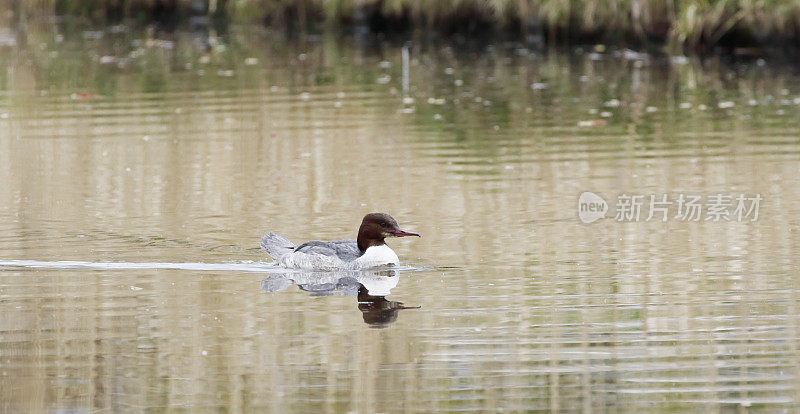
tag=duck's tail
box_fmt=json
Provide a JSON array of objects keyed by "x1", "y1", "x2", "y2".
[{"x1": 261, "y1": 232, "x2": 296, "y2": 260}]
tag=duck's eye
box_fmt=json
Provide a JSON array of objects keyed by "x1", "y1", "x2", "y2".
[{"x1": 380, "y1": 222, "x2": 388, "y2": 227}]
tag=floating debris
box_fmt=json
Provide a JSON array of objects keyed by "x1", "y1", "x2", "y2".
[
  {"x1": 244, "y1": 57, "x2": 259, "y2": 65},
  {"x1": 454, "y1": 79, "x2": 464, "y2": 86},
  {"x1": 427, "y1": 97, "x2": 446, "y2": 105},
  {"x1": 600, "y1": 111, "x2": 612, "y2": 118},
  {"x1": 603, "y1": 99, "x2": 621, "y2": 107},
  {"x1": 402, "y1": 97, "x2": 415, "y2": 105},
  {"x1": 379, "y1": 60, "x2": 391, "y2": 68},
  {"x1": 71, "y1": 93, "x2": 100, "y2": 100},
  {"x1": 645, "y1": 106, "x2": 658, "y2": 113},
  {"x1": 146, "y1": 39, "x2": 174, "y2": 49},
  {"x1": 622, "y1": 49, "x2": 649, "y2": 60},
  {"x1": 698, "y1": 104, "x2": 708, "y2": 110},
  {"x1": 679, "y1": 102, "x2": 692, "y2": 109},
  {"x1": 671, "y1": 56, "x2": 689, "y2": 65},
  {"x1": 82, "y1": 30, "x2": 103, "y2": 40},
  {"x1": 129, "y1": 48, "x2": 145, "y2": 59},
  {"x1": 300, "y1": 92, "x2": 311, "y2": 100},
  {"x1": 376, "y1": 75, "x2": 391, "y2": 84},
  {"x1": 217, "y1": 70, "x2": 234, "y2": 77},
  {"x1": 108, "y1": 25, "x2": 127, "y2": 34},
  {"x1": 578, "y1": 119, "x2": 608, "y2": 127},
  {"x1": 531, "y1": 82, "x2": 547, "y2": 90},
  {"x1": 718, "y1": 101, "x2": 735, "y2": 108},
  {"x1": 444, "y1": 67, "x2": 455, "y2": 75},
  {"x1": 747, "y1": 99, "x2": 758, "y2": 106},
  {"x1": 114, "y1": 58, "x2": 131, "y2": 68}
]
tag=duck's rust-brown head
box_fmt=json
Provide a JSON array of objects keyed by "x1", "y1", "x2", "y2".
[{"x1": 356, "y1": 213, "x2": 420, "y2": 253}]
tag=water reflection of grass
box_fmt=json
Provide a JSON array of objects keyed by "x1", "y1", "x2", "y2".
[
  {"x1": 8, "y1": 1, "x2": 800, "y2": 52},
  {"x1": 396, "y1": 45, "x2": 800, "y2": 176},
  {"x1": 4, "y1": 27, "x2": 800, "y2": 158}
]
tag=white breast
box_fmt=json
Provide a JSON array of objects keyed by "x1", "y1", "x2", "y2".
[{"x1": 352, "y1": 245, "x2": 399, "y2": 269}]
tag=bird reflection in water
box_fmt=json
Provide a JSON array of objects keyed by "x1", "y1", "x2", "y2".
[{"x1": 260, "y1": 269, "x2": 419, "y2": 328}]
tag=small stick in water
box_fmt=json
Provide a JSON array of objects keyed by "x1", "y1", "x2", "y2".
[{"x1": 402, "y1": 44, "x2": 410, "y2": 97}]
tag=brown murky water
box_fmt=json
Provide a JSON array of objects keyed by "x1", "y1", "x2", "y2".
[{"x1": 2, "y1": 26, "x2": 800, "y2": 412}]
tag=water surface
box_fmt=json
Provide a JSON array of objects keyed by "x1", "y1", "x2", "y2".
[{"x1": 2, "y1": 26, "x2": 800, "y2": 412}]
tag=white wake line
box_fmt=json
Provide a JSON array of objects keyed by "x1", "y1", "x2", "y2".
[
  {"x1": 0, "y1": 259, "x2": 293, "y2": 273},
  {"x1": 0, "y1": 260, "x2": 423, "y2": 273}
]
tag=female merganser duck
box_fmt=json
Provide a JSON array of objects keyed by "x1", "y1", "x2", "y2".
[{"x1": 261, "y1": 213, "x2": 420, "y2": 270}]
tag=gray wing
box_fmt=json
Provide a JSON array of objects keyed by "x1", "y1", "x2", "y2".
[{"x1": 293, "y1": 239, "x2": 361, "y2": 262}]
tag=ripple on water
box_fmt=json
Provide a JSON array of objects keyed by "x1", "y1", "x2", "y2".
[{"x1": 2, "y1": 34, "x2": 800, "y2": 412}]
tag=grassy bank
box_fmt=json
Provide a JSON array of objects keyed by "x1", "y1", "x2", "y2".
[{"x1": 7, "y1": 0, "x2": 800, "y2": 53}]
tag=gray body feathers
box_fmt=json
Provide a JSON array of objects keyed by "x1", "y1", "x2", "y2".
[
  {"x1": 292, "y1": 240, "x2": 361, "y2": 262},
  {"x1": 261, "y1": 233, "x2": 361, "y2": 262},
  {"x1": 261, "y1": 232, "x2": 398, "y2": 270}
]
